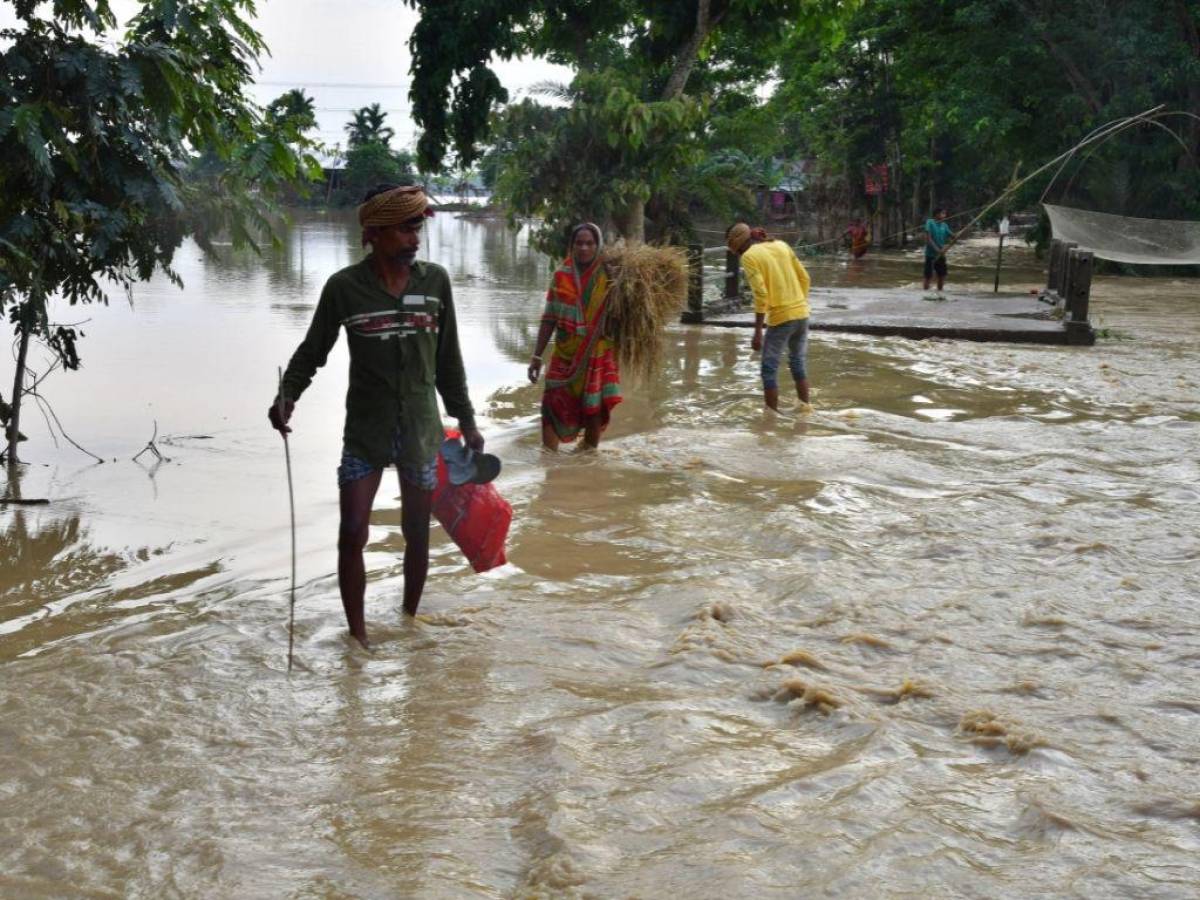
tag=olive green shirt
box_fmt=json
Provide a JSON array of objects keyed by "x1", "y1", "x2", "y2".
[{"x1": 280, "y1": 258, "x2": 475, "y2": 470}]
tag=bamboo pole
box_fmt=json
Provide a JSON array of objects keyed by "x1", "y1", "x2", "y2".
[{"x1": 277, "y1": 368, "x2": 297, "y2": 672}]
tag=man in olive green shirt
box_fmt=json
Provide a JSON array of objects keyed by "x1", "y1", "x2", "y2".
[{"x1": 269, "y1": 184, "x2": 483, "y2": 647}]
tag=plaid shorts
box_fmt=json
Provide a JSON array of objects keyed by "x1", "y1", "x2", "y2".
[{"x1": 336, "y1": 427, "x2": 438, "y2": 491}]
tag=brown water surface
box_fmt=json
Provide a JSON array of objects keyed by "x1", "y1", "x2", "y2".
[{"x1": 2, "y1": 214, "x2": 1198, "y2": 897}]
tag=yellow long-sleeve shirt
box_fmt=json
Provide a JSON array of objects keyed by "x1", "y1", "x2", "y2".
[{"x1": 741, "y1": 240, "x2": 811, "y2": 326}]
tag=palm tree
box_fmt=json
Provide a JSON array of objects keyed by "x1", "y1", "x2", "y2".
[
  {"x1": 266, "y1": 88, "x2": 317, "y2": 135},
  {"x1": 345, "y1": 103, "x2": 395, "y2": 149}
]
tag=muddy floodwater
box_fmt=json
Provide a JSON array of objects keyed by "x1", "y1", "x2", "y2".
[{"x1": 2, "y1": 213, "x2": 1198, "y2": 898}]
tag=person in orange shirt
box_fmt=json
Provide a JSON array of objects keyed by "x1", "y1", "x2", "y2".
[{"x1": 726, "y1": 222, "x2": 813, "y2": 411}]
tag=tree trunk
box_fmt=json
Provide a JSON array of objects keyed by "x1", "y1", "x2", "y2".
[
  {"x1": 615, "y1": 196, "x2": 646, "y2": 243},
  {"x1": 928, "y1": 135, "x2": 936, "y2": 215},
  {"x1": 6, "y1": 325, "x2": 30, "y2": 467},
  {"x1": 661, "y1": 0, "x2": 715, "y2": 100},
  {"x1": 912, "y1": 174, "x2": 922, "y2": 242}
]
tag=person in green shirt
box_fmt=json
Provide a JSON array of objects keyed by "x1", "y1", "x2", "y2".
[
  {"x1": 924, "y1": 207, "x2": 953, "y2": 291},
  {"x1": 268, "y1": 184, "x2": 484, "y2": 647}
]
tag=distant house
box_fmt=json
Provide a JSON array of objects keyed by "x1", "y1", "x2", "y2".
[
  {"x1": 755, "y1": 159, "x2": 814, "y2": 220},
  {"x1": 452, "y1": 176, "x2": 489, "y2": 199},
  {"x1": 316, "y1": 149, "x2": 346, "y2": 198}
]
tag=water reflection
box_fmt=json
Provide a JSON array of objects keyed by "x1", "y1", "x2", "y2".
[
  {"x1": 487, "y1": 288, "x2": 543, "y2": 367},
  {"x1": 0, "y1": 506, "x2": 126, "y2": 658}
]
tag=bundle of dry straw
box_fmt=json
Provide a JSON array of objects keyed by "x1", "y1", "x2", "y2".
[{"x1": 602, "y1": 242, "x2": 688, "y2": 381}]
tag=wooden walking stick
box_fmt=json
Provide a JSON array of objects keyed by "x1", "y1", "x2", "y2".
[{"x1": 277, "y1": 368, "x2": 297, "y2": 672}]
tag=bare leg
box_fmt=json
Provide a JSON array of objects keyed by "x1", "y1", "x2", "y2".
[
  {"x1": 763, "y1": 387, "x2": 780, "y2": 411},
  {"x1": 541, "y1": 421, "x2": 560, "y2": 451},
  {"x1": 794, "y1": 378, "x2": 810, "y2": 404},
  {"x1": 399, "y1": 474, "x2": 433, "y2": 617},
  {"x1": 338, "y1": 469, "x2": 383, "y2": 647},
  {"x1": 582, "y1": 414, "x2": 603, "y2": 449},
  {"x1": 937, "y1": 273, "x2": 945, "y2": 291}
]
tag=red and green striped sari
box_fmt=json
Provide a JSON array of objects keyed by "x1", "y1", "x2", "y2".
[{"x1": 541, "y1": 256, "x2": 622, "y2": 441}]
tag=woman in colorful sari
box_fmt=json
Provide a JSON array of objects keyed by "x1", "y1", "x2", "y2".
[{"x1": 527, "y1": 222, "x2": 622, "y2": 450}]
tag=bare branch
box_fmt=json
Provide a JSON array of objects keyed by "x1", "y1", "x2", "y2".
[
  {"x1": 27, "y1": 389, "x2": 104, "y2": 463},
  {"x1": 133, "y1": 420, "x2": 170, "y2": 463}
]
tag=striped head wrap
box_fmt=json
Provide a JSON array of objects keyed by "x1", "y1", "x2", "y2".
[
  {"x1": 357, "y1": 185, "x2": 431, "y2": 228},
  {"x1": 726, "y1": 222, "x2": 752, "y2": 254},
  {"x1": 726, "y1": 223, "x2": 769, "y2": 254}
]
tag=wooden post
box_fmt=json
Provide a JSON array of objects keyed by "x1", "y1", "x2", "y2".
[
  {"x1": 681, "y1": 243, "x2": 704, "y2": 323},
  {"x1": 993, "y1": 216, "x2": 1009, "y2": 293},
  {"x1": 1057, "y1": 241, "x2": 1077, "y2": 296},
  {"x1": 1062, "y1": 246, "x2": 1078, "y2": 318},
  {"x1": 724, "y1": 250, "x2": 740, "y2": 301},
  {"x1": 993, "y1": 233, "x2": 1005, "y2": 293},
  {"x1": 1065, "y1": 248, "x2": 1096, "y2": 345},
  {"x1": 1046, "y1": 239, "x2": 1063, "y2": 294},
  {"x1": 1067, "y1": 249, "x2": 1093, "y2": 322}
]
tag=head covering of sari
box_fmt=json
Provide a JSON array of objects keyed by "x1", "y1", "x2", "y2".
[
  {"x1": 357, "y1": 185, "x2": 432, "y2": 228},
  {"x1": 570, "y1": 222, "x2": 603, "y2": 254}
]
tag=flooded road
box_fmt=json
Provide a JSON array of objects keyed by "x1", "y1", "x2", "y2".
[{"x1": 2, "y1": 214, "x2": 1198, "y2": 897}]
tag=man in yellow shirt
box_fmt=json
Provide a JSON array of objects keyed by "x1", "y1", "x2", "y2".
[{"x1": 726, "y1": 222, "x2": 812, "y2": 411}]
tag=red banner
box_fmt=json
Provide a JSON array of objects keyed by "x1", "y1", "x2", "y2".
[{"x1": 864, "y1": 164, "x2": 889, "y2": 196}]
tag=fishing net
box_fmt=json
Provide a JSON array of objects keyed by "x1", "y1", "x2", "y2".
[{"x1": 1044, "y1": 204, "x2": 1200, "y2": 265}]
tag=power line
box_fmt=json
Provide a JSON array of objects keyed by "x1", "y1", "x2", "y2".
[
  {"x1": 254, "y1": 80, "x2": 409, "y2": 89},
  {"x1": 314, "y1": 107, "x2": 410, "y2": 114}
]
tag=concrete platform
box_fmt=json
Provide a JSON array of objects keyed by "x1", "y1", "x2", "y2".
[{"x1": 698, "y1": 286, "x2": 1093, "y2": 345}]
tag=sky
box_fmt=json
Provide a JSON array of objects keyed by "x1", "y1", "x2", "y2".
[
  {"x1": 246, "y1": 0, "x2": 571, "y2": 154},
  {"x1": 3, "y1": 0, "x2": 572, "y2": 155}
]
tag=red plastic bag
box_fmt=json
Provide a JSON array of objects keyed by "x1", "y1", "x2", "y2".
[{"x1": 433, "y1": 430, "x2": 512, "y2": 573}]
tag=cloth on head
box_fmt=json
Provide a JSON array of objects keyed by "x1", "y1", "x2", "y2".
[
  {"x1": 727, "y1": 223, "x2": 752, "y2": 254},
  {"x1": 358, "y1": 186, "x2": 430, "y2": 227},
  {"x1": 572, "y1": 222, "x2": 604, "y2": 251}
]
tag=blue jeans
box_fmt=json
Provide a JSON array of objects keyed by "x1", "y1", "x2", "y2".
[{"x1": 761, "y1": 317, "x2": 809, "y2": 390}]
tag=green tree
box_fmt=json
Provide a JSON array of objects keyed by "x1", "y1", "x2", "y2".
[
  {"x1": 403, "y1": 0, "x2": 832, "y2": 242},
  {"x1": 336, "y1": 142, "x2": 417, "y2": 206},
  {"x1": 765, "y1": 0, "x2": 1199, "y2": 244},
  {"x1": 0, "y1": 0, "x2": 315, "y2": 467},
  {"x1": 345, "y1": 103, "x2": 395, "y2": 149},
  {"x1": 267, "y1": 88, "x2": 317, "y2": 135},
  {"x1": 477, "y1": 98, "x2": 559, "y2": 190},
  {"x1": 491, "y1": 73, "x2": 706, "y2": 252}
]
